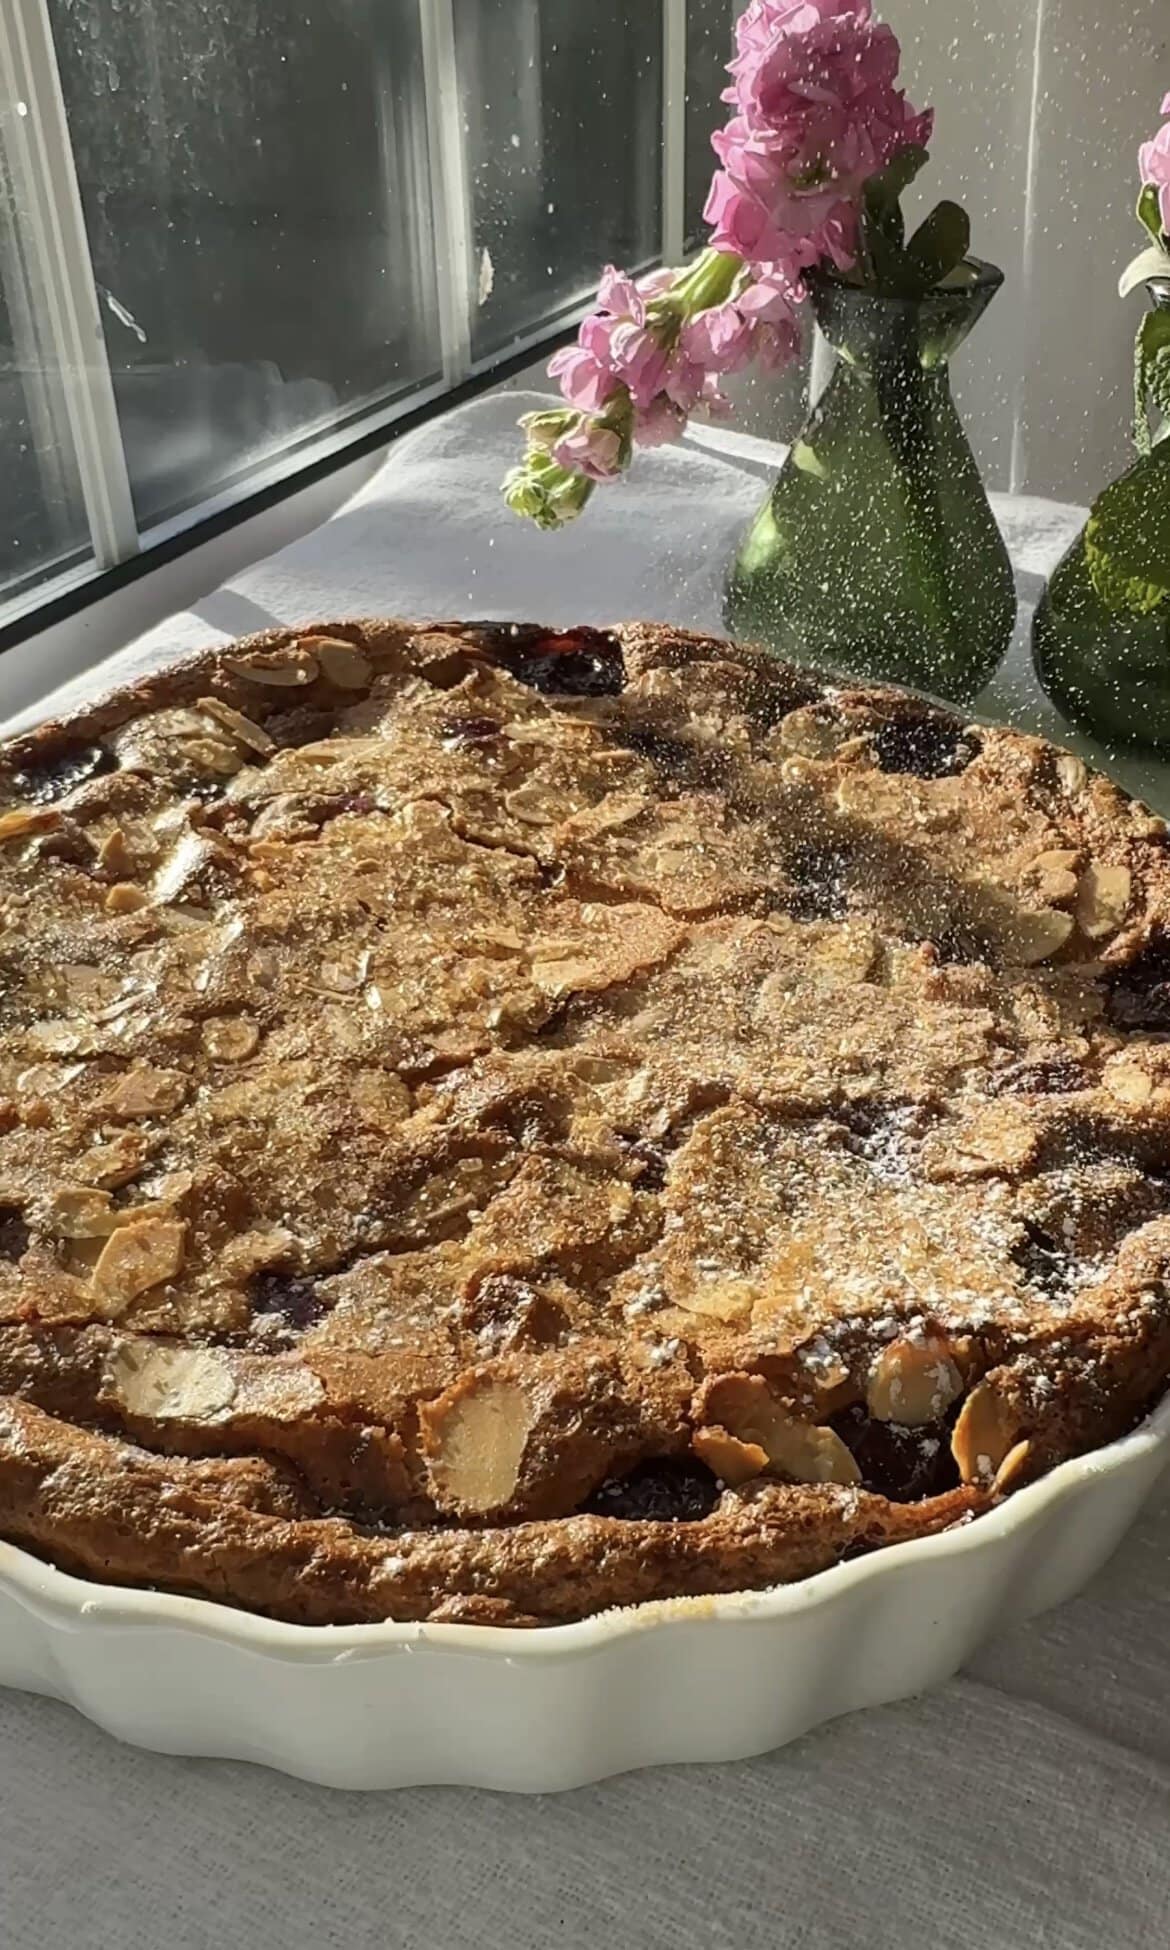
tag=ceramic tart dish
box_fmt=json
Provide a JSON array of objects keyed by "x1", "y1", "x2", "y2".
[{"x1": 1, "y1": 617, "x2": 1169, "y2": 1789}]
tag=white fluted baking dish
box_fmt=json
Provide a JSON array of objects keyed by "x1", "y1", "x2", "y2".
[{"x1": 2, "y1": 1392, "x2": 1167, "y2": 1792}]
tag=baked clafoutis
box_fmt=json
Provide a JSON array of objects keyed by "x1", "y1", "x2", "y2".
[{"x1": 2, "y1": 619, "x2": 1170, "y2": 1627}]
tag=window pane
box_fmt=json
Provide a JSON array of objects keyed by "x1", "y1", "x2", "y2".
[
  {"x1": 460, "y1": 0, "x2": 663, "y2": 362},
  {"x1": 0, "y1": 137, "x2": 91, "y2": 608},
  {"x1": 685, "y1": 0, "x2": 733, "y2": 247},
  {"x1": 48, "y1": 0, "x2": 440, "y2": 532}
]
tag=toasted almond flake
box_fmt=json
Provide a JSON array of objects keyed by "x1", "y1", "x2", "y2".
[
  {"x1": 1105, "y1": 1061, "x2": 1154, "y2": 1106},
  {"x1": 302, "y1": 636, "x2": 371, "y2": 689},
  {"x1": 993, "y1": 1438, "x2": 1033, "y2": 1493},
  {"x1": 201, "y1": 1016, "x2": 260, "y2": 1062},
  {"x1": 98, "y1": 827, "x2": 134, "y2": 875},
  {"x1": 951, "y1": 1380, "x2": 1019, "y2": 1485},
  {"x1": 671, "y1": 1278, "x2": 756, "y2": 1323},
  {"x1": 1076, "y1": 862, "x2": 1132, "y2": 941},
  {"x1": 777, "y1": 707, "x2": 844, "y2": 759},
  {"x1": 693, "y1": 1426, "x2": 768, "y2": 1485},
  {"x1": 45, "y1": 1187, "x2": 115, "y2": 1238},
  {"x1": 182, "y1": 737, "x2": 243, "y2": 778},
  {"x1": 91, "y1": 1217, "x2": 186, "y2": 1308},
  {"x1": 1055, "y1": 752, "x2": 1087, "y2": 796},
  {"x1": 197, "y1": 696, "x2": 275, "y2": 754},
  {"x1": 103, "y1": 1067, "x2": 188, "y2": 1120},
  {"x1": 420, "y1": 1375, "x2": 533, "y2": 1514},
  {"x1": 1000, "y1": 907, "x2": 1074, "y2": 966},
  {"x1": 108, "y1": 1339, "x2": 235, "y2": 1419},
  {"x1": 867, "y1": 1337, "x2": 963, "y2": 1426},
  {"x1": 105, "y1": 882, "x2": 148, "y2": 915},
  {"x1": 696, "y1": 1373, "x2": 860, "y2": 1486},
  {"x1": 224, "y1": 648, "x2": 319, "y2": 688},
  {"x1": 0, "y1": 807, "x2": 60, "y2": 842}
]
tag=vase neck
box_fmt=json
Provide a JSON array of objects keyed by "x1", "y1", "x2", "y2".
[{"x1": 810, "y1": 261, "x2": 1003, "y2": 374}]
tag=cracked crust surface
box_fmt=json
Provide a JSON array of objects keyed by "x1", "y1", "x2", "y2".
[{"x1": 2, "y1": 616, "x2": 1170, "y2": 1626}]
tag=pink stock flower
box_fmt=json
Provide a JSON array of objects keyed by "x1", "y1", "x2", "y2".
[
  {"x1": 607, "y1": 319, "x2": 670, "y2": 406},
  {"x1": 633, "y1": 397, "x2": 688, "y2": 447},
  {"x1": 552, "y1": 421, "x2": 622, "y2": 482},
  {"x1": 546, "y1": 344, "x2": 615, "y2": 414},
  {"x1": 1140, "y1": 97, "x2": 1170, "y2": 234},
  {"x1": 680, "y1": 300, "x2": 757, "y2": 373}
]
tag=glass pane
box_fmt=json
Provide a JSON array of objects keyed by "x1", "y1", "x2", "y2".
[
  {"x1": 685, "y1": 0, "x2": 732, "y2": 248},
  {"x1": 48, "y1": 0, "x2": 440, "y2": 532},
  {"x1": 0, "y1": 138, "x2": 91, "y2": 608},
  {"x1": 460, "y1": 0, "x2": 663, "y2": 362}
]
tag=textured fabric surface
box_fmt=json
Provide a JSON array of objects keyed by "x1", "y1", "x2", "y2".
[{"x1": 3, "y1": 392, "x2": 1169, "y2": 1949}]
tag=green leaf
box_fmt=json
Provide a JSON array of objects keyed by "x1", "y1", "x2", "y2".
[
  {"x1": 1138, "y1": 183, "x2": 1166, "y2": 247},
  {"x1": 865, "y1": 144, "x2": 929, "y2": 220},
  {"x1": 1083, "y1": 444, "x2": 1170, "y2": 612},
  {"x1": 904, "y1": 202, "x2": 971, "y2": 290},
  {"x1": 1120, "y1": 242, "x2": 1170, "y2": 299},
  {"x1": 1133, "y1": 307, "x2": 1170, "y2": 453}
]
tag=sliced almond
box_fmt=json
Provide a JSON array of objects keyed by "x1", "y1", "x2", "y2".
[
  {"x1": 776, "y1": 706, "x2": 844, "y2": 759},
  {"x1": 74, "y1": 1135, "x2": 145, "y2": 1188},
  {"x1": 197, "y1": 696, "x2": 275, "y2": 754},
  {"x1": 867, "y1": 1337, "x2": 964, "y2": 1426},
  {"x1": 98, "y1": 827, "x2": 135, "y2": 876},
  {"x1": 1055, "y1": 752, "x2": 1087, "y2": 797},
  {"x1": 108, "y1": 1339, "x2": 235, "y2": 1419},
  {"x1": 46, "y1": 1186, "x2": 115, "y2": 1238},
  {"x1": 201, "y1": 1016, "x2": 260, "y2": 1063},
  {"x1": 993, "y1": 1438, "x2": 1033, "y2": 1493},
  {"x1": 951, "y1": 1380, "x2": 1020, "y2": 1485},
  {"x1": 420, "y1": 1374, "x2": 533, "y2": 1514},
  {"x1": 0, "y1": 807, "x2": 60, "y2": 842},
  {"x1": 105, "y1": 882, "x2": 148, "y2": 915},
  {"x1": 1000, "y1": 906, "x2": 1074, "y2": 966},
  {"x1": 1076, "y1": 862, "x2": 1132, "y2": 941},
  {"x1": 697, "y1": 1373, "x2": 860, "y2": 1486},
  {"x1": 1105, "y1": 1060, "x2": 1154, "y2": 1107},
  {"x1": 671, "y1": 1278, "x2": 755, "y2": 1323},
  {"x1": 91, "y1": 1217, "x2": 186, "y2": 1309},
  {"x1": 693, "y1": 1426, "x2": 768, "y2": 1485},
  {"x1": 103, "y1": 1067, "x2": 188, "y2": 1120},
  {"x1": 302, "y1": 636, "x2": 371, "y2": 690},
  {"x1": 224, "y1": 648, "x2": 319, "y2": 688}
]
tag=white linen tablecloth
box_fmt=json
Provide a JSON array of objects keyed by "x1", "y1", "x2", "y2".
[{"x1": 3, "y1": 393, "x2": 1169, "y2": 1950}]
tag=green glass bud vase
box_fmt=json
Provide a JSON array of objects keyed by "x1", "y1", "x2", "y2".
[
  {"x1": 724, "y1": 261, "x2": 1016, "y2": 705},
  {"x1": 1032, "y1": 281, "x2": 1170, "y2": 753}
]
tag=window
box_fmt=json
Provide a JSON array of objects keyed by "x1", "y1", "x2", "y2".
[{"x1": 0, "y1": 0, "x2": 736, "y2": 631}]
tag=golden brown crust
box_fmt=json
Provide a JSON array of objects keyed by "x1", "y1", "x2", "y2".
[{"x1": 1, "y1": 615, "x2": 1169, "y2": 1626}]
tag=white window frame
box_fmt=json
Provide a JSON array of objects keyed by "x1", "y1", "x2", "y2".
[{"x1": 0, "y1": 0, "x2": 730, "y2": 640}]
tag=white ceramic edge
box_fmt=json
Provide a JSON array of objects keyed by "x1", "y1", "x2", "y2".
[{"x1": 2, "y1": 1395, "x2": 1169, "y2": 1790}]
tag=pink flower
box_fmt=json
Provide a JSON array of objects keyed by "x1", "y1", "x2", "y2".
[
  {"x1": 1140, "y1": 102, "x2": 1170, "y2": 233},
  {"x1": 552, "y1": 420, "x2": 623, "y2": 482},
  {"x1": 546, "y1": 345, "x2": 615, "y2": 414},
  {"x1": 680, "y1": 300, "x2": 757, "y2": 373},
  {"x1": 597, "y1": 264, "x2": 645, "y2": 323},
  {"x1": 606, "y1": 320, "x2": 670, "y2": 406},
  {"x1": 633, "y1": 397, "x2": 688, "y2": 448}
]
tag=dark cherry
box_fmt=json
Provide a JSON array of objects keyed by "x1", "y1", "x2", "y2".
[
  {"x1": 437, "y1": 716, "x2": 503, "y2": 748},
  {"x1": 457, "y1": 621, "x2": 625, "y2": 698},
  {"x1": 1106, "y1": 938, "x2": 1170, "y2": 1032},
  {"x1": 1011, "y1": 1217, "x2": 1076, "y2": 1303},
  {"x1": 249, "y1": 1270, "x2": 327, "y2": 1335},
  {"x1": 263, "y1": 706, "x2": 338, "y2": 750},
  {"x1": 785, "y1": 843, "x2": 852, "y2": 922},
  {"x1": 832, "y1": 1403, "x2": 959, "y2": 1502},
  {"x1": 929, "y1": 922, "x2": 990, "y2": 966},
  {"x1": 988, "y1": 1056, "x2": 1089, "y2": 1097},
  {"x1": 615, "y1": 1133, "x2": 670, "y2": 1192},
  {"x1": 0, "y1": 1207, "x2": 30, "y2": 1260},
  {"x1": 584, "y1": 1458, "x2": 719, "y2": 1523},
  {"x1": 11, "y1": 743, "x2": 115, "y2": 805},
  {"x1": 621, "y1": 725, "x2": 697, "y2": 774},
  {"x1": 870, "y1": 715, "x2": 981, "y2": 781}
]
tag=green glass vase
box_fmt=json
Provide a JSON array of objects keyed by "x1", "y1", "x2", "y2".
[
  {"x1": 724, "y1": 261, "x2": 1016, "y2": 704},
  {"x1": 1031, "y1": 281, "x2": 1170, "y2": 753}
]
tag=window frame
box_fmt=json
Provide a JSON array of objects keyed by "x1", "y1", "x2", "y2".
[{"x1": 0, "y1": 0, "x2": 724, "y2": 654}]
